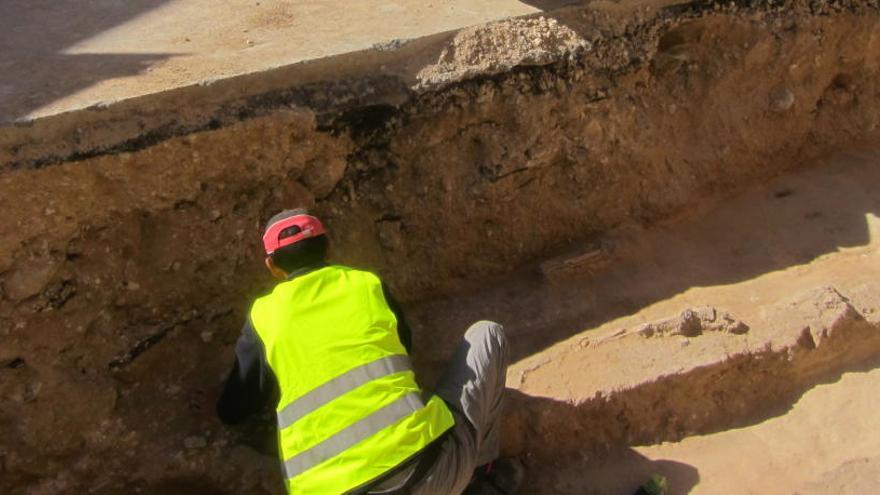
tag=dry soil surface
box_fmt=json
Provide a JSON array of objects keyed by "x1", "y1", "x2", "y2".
[
  {"x1": 0, "y1": 0, "x2": 542, "y2": 121},
  {"x1": 2, "y1": 2, "x2": 880, "y2": 494},
  {"x1": 550, "y1": 367, "x2": 880, "y2": 494},
  {"x1": 413, "y1": 148, "x2": 880, "y2": 375},
  {"x1": 414, "y1": 148, "x2": 880, "y2": 493}
]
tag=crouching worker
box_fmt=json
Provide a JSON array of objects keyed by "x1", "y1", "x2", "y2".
[{"x1": 216, "y1": 209, "x2": 523, "y2": 494}]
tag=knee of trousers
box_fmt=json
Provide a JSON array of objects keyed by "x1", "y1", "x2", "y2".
[{"x1": 465, "y1": 320, "x2": 508, "y2": 351}]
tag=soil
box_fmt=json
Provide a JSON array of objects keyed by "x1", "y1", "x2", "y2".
[
  {"x1": 415, "y1": 16, "x2": 591, "y2": 89},
  {"x1": 0, "y1": 0, "x2": 541, "y2": 122},
  {"x1": 1, "y1": 1, "x2": 880, "y2": 494},
  {"x1": 548, "y1": 367, "x2": 880, "y2": 494},
  {"x1": 489, "y1": 149, "x2": 880, "y2": 492}
]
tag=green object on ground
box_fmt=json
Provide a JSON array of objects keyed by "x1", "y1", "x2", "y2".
[{"x1": 633, "y1": 474, "x2": 668, "y2": 495}]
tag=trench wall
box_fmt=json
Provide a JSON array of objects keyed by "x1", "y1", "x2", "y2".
[{"x1": 2, "y1": 2, "x2": 880, "y2": 493}]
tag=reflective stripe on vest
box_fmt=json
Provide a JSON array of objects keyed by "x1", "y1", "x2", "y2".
[
  {"x1": 283, "y1": 392, "x2": 424, "y2": 478},
  {"x1": 249, "y1": 265, "x2": 455, "y2": 495},
  {"x1": 277, "y1": 354, "x2": 412, "y2": 429}
]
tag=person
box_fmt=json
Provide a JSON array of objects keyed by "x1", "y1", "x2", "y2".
[{"x1": 216, "y1": 209, "x2": 523, "y2": 494}]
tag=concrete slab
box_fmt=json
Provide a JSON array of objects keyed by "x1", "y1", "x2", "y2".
[{"x1": 0, "y1": 0, "x2": 543, "y2": 122}]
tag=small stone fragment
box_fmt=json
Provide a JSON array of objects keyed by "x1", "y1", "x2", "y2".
[
  {"x1": 677, "y1": 312, "x2": 703, "y2": 337},
  {"x1": 769, "y1": 86, "x2": 795, "y2": 112},
  {"x1": 718, "y1": 312, "x2": 750, "y2": 334}
]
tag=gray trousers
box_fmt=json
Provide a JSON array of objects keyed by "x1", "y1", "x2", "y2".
[{"x1": 411, "y1": 321, "x2": 510, "y2": 495}]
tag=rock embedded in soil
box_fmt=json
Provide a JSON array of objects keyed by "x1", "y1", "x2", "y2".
[
  {"x1": 300, "y1": 155, "x2": 347, "y2": 199},
  {"x1": 770, "y1": 86, "x2": 796, "y2": 113},
  {"x1": 1, "y1": 255, "x2": 59, "y2": 302}
]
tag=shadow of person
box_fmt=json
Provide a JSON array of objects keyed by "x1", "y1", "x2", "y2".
[
  {"x1": 502, "y1": 389, "x2": 700, "y2": 494},
  {"x1": 551, "y1": 448, "x2": 701, "y2": 495},
  {"x1": 498, "y1": 352, "x2": 880, "y2": 493}
]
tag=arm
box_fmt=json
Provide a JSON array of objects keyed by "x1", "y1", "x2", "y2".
[
  {"x1": 216, "y1": 318, "x2": 278, "y2": 424},
  {"x1": 381, "y1": 283, "x2": 412, "y2": 354}
]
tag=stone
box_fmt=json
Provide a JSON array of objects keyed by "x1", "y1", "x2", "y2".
[
  {"x1": 717, "y1": 312, "x2": 750, "y2": 334},
  {"x1": 677, "y1": 309, "x2": 704, "y2": 337},
  {"x1": 784, "y1": 285, "x2": 862, "y2": 346},
  {"x1": 2, "y1": 256, "x2": 59, "y2": 302},
  {"x1": 769, "y1": 86, "x2": 795, "y2": 112},
  {"x1": 416, "y1": 16, "x2": 591, "y2": 90},
  {"x1": 301, "y1": 156, "x2": 347, "y2": 199}
]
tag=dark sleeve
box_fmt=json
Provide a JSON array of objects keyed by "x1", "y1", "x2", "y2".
[
  {"x1": 381, "y1": 283, "x2": 412, "y2": 354},
  {"x1": 216, "y1": 318, "x2": 278, "y2": 424}
]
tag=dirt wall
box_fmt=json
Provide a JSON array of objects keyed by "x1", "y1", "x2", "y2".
[{"x1": 2, "y1": 1, "x2": 880, "y2": 493}]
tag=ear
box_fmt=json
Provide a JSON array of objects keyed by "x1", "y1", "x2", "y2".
[{"x1": 264, "y1": 257, "x2": 288, "y2": 280}]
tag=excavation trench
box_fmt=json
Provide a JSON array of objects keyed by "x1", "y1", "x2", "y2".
[{"x1": 1, "y1": 2, "x2": 880, "y2": 494}]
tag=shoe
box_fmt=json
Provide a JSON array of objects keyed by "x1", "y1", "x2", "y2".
[{"x1": 463, "y1": 458, "x2": 525, "y2": 495}]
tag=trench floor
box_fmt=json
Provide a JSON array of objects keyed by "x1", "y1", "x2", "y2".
[
  {"x1": 411, "y1": 148, "x2": 880, "y2": 375},
  {"x1": 408, "y1": 148, "x2": 880, "y2": 494},
  {"x1": 550, "y1": 365, "x2": 880, "y2": 494}
]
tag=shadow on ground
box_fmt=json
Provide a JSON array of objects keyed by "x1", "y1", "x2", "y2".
[
  {"x1": 0, "y1": 0, "x2": 175, "y2": 121},
  {"x1": 518, "y1": 0, "x2": 588, "y2": 10},
  {"x1": 404, "y1": 150, "x2": 880, "y2": 492},
  {"x1": 410, "y1": 150, "x2": 880, "y2": 373},
  {"x1": 539, "y1": 447, "x2": 701, "y2": 495},
  {"x1": 504, "y1": 345, "x2": 880, "y2": 493}
]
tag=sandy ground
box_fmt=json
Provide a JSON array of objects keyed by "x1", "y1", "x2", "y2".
[
  {"x1": 556, "y1": 367, "x2": 880, "y2": 494},
  {"x1": 413, "y1": 148, "x2": 880, "y2": 373},
  {"x1": 0, "y1": 0, "x2": 543, "y2": 122},
  {"x1": 414, "y1": 148, "x2": 880, "y2": 493}
]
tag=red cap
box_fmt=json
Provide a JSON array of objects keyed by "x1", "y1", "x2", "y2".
[{"x1": 262, "y1": 214, "x2": 326, "y2": 255}]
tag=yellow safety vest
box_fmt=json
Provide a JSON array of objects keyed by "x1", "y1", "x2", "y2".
[{"x1": 250, "y1": 265, "x2": 455, "y2": 494}]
